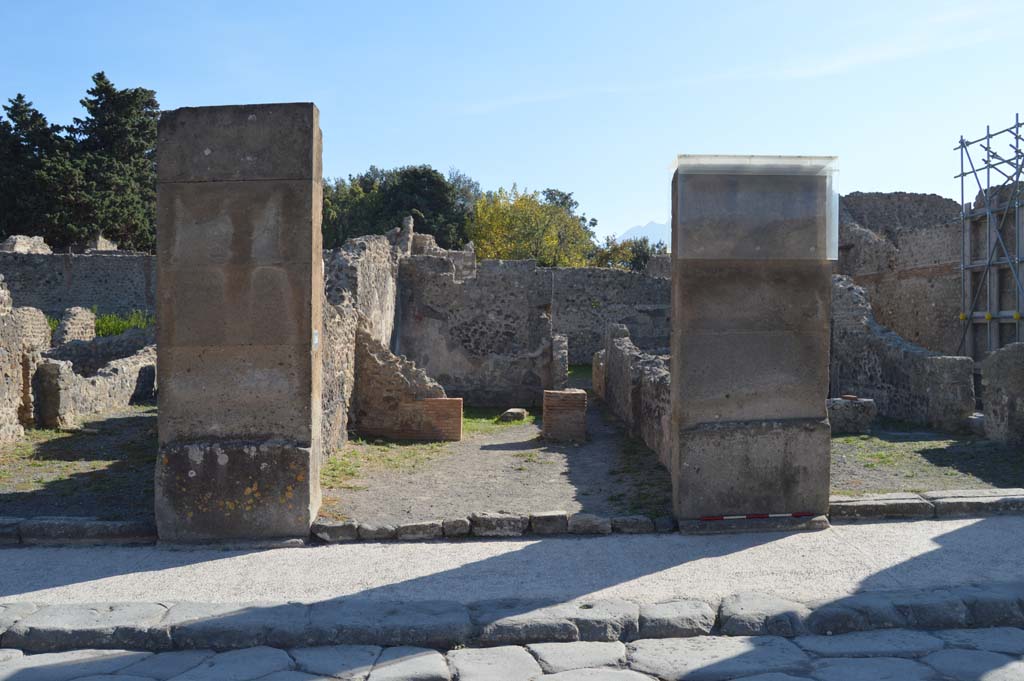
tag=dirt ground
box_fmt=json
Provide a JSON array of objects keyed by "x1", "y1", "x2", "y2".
[
  {"x1": 0, "y1": 404, "x2": 156, "y2": 520},
  {"x1": 318, "y1": 403, "x2": 674, "y2": 523},
  {"x1": 2, "y1": 393, "x2": 1023, "y2": 523},
  {"x1": 830, "y1": 419, "x2": 1024, "y2": 496}
]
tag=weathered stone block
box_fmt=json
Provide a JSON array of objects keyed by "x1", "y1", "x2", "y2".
[
  {"x1": 543, "y1": 389, "x2": 587, "y2": 442},
  {"x1": 827, "y1": 397, "x2": 878, "y2": 435},
  {"x1": 157, "y1": 103, "x2": 322, "y2": 183},
  {"x1": 530, "y1": 511, "x2": 569, "y2": 535},
  {"x1": 675, "y1": 419, "x2": 831, "y2": 518},
  {"x1": 470, "y1": 511, "x2": 529, "y2": 537},
  {"x1": 155, "y1": 440, "x2": 319, "y2": 542}
]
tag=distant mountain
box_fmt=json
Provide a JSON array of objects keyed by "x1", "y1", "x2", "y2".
[{"x1": 618, "y1": 221, "x2": 670, "y2": 248}]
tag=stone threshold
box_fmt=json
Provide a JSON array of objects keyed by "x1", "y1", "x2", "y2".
[
  {"x1": 4, "y1": 582, "x2": 1024, "y2": 654},
  {"x1": 3, "y1": 489, "x2": 1023, "y2": 547}
]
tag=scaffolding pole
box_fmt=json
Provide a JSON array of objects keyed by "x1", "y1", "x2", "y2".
[{"x1": 956, "y1": 115, "x2": 1024, "y2": 376}]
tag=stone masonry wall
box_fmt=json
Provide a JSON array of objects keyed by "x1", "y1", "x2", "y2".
[
  {"x1": 595, "y1": 324, "x2": 672, "y2": 470},
  {"x1": 396, "y1": 257, "x2": 562, "y2": 407},
  {"x1": 551, "y1": 268, "x2": 670, "y2": 364},
  {"x1": 52, "y1": 307, "x2": 96, "y2": 346},
  {"x1": 831, "y1": 274, "x2": 974, "y2": 431},
  {"x1": 0, "y1": 302, "x2": 51, "y2": 442},
  {"x1": 33, "y1": 345, "x2": 156, "y2": 429},
  {"x1": 982, "y1": 342, "x2": 1024, "y2": 445},
  {"x1": 324, "y1": 236, "x2": 398, "y2": 347},
  {"x1": 350, "y1": 326, "x2": 447, "y2": 438},
  {"x1": 837, "y1": 192, "x2": 962, "y2": 354},
  {"x1": 0, "y1": 252, "x2": 156, "y2": 317},
  {"x1": 321, "y1": 298, "x2": 357, "y2": 455}
]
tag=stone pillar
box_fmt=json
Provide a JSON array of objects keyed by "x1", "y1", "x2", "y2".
[
  {"x1": 670, "y1": 155, "x2": 837, "y2": 525},
  {"x1": 155, "y1": 103, "x2": 323, "y2": 541}
]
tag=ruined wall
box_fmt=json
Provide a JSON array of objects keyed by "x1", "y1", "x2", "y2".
[
  {"x1": 320, "y1": 298, "x2": 357, "y2": 454},
  {"x1": 0, "y1": 252, "x2": 156, "y2": 316},
  {"x1": 0, "y1": 275, "x2": 52, "y2": 441},
  {"x1": 982, "y1": 343, "x2": 1024, "y2": 445},
  {"x1": 52, "y1": 307, "x2": 96, "y2": 346},
  {"x1": 45, "y1": 327, "x2": 154, "y2": 377},
  {"x1": 321, "y1": 235, "x2": 402, "y2": 452},
  {"x1": 831, "y1": 274, "x2": 974, "y2": 431},
  {"x1": 350, "y1": 326, "x2": 450, "y2": 439},
  {"x1": 838, "y1": 192, "x2": 961, "y2": 354},
  {"x1": 596, "y1": 324, "x2": 672, "y2": 469},
  {"x1": 324, "y1": 236, "x2": 398, "y2": 347},
  {"x1": 33, "y1": 346, "x2": 156, "y2": 429},
  {"x1": 396, "y1": 257, "x2": 561, "y2": 407},
  {"x1": 551, "y1": 268, "x2": 670, "y2": 364}
]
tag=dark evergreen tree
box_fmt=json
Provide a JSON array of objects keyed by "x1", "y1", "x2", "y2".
[{"x1": 0, "y1": 95, "x2": 64, "y2": 241}]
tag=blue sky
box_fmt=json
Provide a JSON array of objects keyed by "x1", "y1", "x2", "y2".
[{"x1": 2, "y1": 0, "x2": 1021, "y2": 240}]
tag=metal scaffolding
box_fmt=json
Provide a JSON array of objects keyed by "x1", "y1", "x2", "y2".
[{"x1": 956, "y1": 115, "x2": 1024, "y2": 373}]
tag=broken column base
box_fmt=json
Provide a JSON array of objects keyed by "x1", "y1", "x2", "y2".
[
  {"x1": 155, "y1": 439, "x2": 320, "y2": 542},
  {"x1": 674, "y1": 418, "x2": 830, "y2": 520}
]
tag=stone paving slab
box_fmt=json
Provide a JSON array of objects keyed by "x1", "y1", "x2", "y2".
[
  {"x1": 5, "y1": 582, "x2": 1024, "y2": 654},
  {"x1": 446, "y1": 645, "x2": 542, "y2": 680},
  {"x1": 526, "y1": 641, "x2": 626, "y2": 673},
  {"x1": 5, "y1": 629, "x2": 1024, "y2": 680},
  {"x1": 627, "y1": 636, "x2": 810, "y2": 680}
]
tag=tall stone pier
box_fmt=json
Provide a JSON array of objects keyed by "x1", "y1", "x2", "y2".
[
  {"x1": 154, "y1": 103, "x2": 323, "y2": 541},
  {"x1": 670, "y1": 155, "x2": 837, "y2": 526}
]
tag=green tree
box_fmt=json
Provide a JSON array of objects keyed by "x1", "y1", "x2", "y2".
[
  {"x1": 321, "y1": 164, "x2": 477, "y2": 248},
  {"x1": 467, "y1": 186, "x2": 596, "y2": 266},
  {"x1": 0, "y1": 73, "x2": 159, "y2": 251},
  {"x1": 0, "y1": 95, "x2": 64, "y2": 240},
  {"x1": 589, "y1": 235, "x2": 668, "y2": 271},
  {"x1": 64, "y1": 72, "x2": 159, "y2": 251}
]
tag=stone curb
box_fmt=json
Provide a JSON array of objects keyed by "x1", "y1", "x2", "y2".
[
  {"x1": 311, "y1": 512, "x2": 677, "y2": 544},
  {"x1": 0, "y1": 517, "x2": 157, "y2": 546},
  {"x1": 6, "y1": 582, "x2": 1024, "y2": 654},
  {"x1": 5, "y1": 488, "x2": 1024, "y2": 547},
  {"x1": 829, "y1": 489, "x2": 1024, "y2": 522}
]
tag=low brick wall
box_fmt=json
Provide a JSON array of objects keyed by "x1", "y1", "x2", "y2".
[{"x1": 357, "y1": 398, "x2": 463, "y2": 442}]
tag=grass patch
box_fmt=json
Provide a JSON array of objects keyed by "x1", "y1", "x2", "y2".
[
  {"x1": 830, "y1": 421, "x2": 1024, "y2": 494},
  {"x1": 46, "y1": 316, "x2": 59, "y2": 334},
  {"x1": 94, "y1": 309, "x2": 154, "y2": 337},
  {"x1": 568, "y1": 363, "x2": 593, "y2": 389},
  {"x1": 320, "y1": 437, "x2": 445, "y2": 489},
  {"x1": 608, "y1": 434, "x2": 673, "y2": 517},
  {"x1": 463, "y1": 407, "x2": 535, "y2": 436}
]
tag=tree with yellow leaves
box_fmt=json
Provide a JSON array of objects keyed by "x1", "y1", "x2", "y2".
[{"x1": 466, "y1": 185, "x2": 596, "y2": 267}]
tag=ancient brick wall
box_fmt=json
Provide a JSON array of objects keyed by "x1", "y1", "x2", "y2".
[
  {"x1": 837, "y1": 192, "x2": 962, "y2": 354},
  {"x1": 831, "y1": 275, "x2": 974, "y2": 431},
  {"x1": 0, "y1": 252, "x2": 156, "y2": 316}
]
